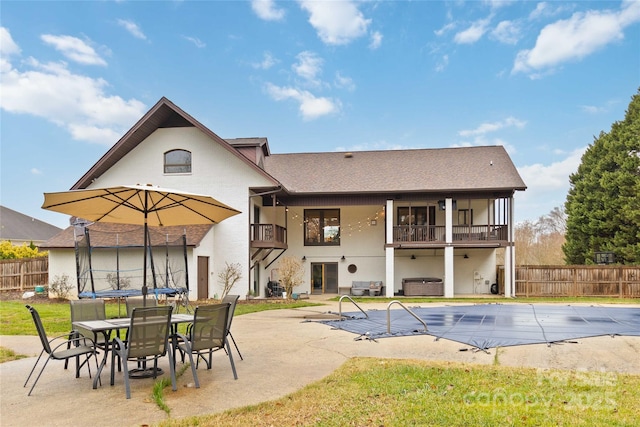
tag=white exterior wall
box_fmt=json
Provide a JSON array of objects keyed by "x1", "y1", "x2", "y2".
[
  {"x1": 47, "y1": 249, "x2": 79, "y2": 298},
  {"x1": 64, "y1": 128, "x2": 274, "y2": 299},
  {"x1": 266, "y1": 205, "x2": 386, "y2": 294}
]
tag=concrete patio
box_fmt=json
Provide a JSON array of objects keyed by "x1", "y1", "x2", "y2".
[{"x1": 1, "y1": 298, "x2": 639, "y2": 427}]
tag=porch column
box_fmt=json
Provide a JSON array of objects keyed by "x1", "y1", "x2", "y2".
[
  {"x1": 385, "y1": 199, "x2": 395, "y2": 298},
  {"x1": 444, "y1": 198, "x2": 454, "y2": 298},
  {"x1": 504, "y1": 196, "x2": 515, "y2": 297}
]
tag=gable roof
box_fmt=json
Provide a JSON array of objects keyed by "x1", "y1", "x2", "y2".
[
  {"x1": 71, "y1": 97, "x2": 278, "y2": 190},
  {"x1": 0, "y1": 206, "x2": 62, "y2": 243},
  {"x1": 264, "y1": 146, "x2": 526, "y2": 195},
  {"x1": 70, "y1": 97, "x2": 525, "y2": 199}
]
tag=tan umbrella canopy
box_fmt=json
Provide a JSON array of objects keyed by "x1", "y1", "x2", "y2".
[{"x1": 42, "y1": 184, "x2": 241, "y2": 303}]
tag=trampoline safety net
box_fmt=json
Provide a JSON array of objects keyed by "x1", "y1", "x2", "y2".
[{"x1": 75, "y1": 222, "x2": 189, "y2": 299}]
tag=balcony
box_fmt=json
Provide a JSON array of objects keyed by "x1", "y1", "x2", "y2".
[
  {"x1": 392, "y1": 224, "x2": 508, "y2": 247},
  {"x1": 250, "y1": 224, "x2": 288, "y2": 249}
]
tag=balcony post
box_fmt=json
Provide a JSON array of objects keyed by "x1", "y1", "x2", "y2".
[
  {"x1": 444, "y1": 198, "x2": 454, "y2": 298},
  {"x1": 385, "y1": 199, "x2": 395, "y2": 298}
]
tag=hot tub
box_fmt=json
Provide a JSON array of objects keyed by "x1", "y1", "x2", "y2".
[{"x1": 402, "y1": 277, "x2": 443, "y2": 296}]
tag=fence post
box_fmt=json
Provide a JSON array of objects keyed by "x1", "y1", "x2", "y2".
[
  {"x1": 619, "y1": 266, "x2": 623, "y2": 298},
  {"x1": 19, "y1": 259, "x2": 25, "y2": 292}
]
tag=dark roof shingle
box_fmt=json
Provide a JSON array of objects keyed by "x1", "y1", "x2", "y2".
[{"x1": 264, "y1": 146, "x2": 526, "y2": 194}]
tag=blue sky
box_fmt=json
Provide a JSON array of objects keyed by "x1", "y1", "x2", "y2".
[{"x1": 1, "y1": 0, "x2": 639, "y2": 229}]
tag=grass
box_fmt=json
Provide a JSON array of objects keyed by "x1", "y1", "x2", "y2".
[
  {"x1": 157, "y1": 357, "x2": 640, "y2": 427},
  {"x1": 0, "y1": 299, "x2": 322, "y2": 336},
  {"x1": 3, "y1": 296, "x2": 638, "y2": 425},
  {"x1": 0, "y1": 347, "x2": 27, "y2": 363}
]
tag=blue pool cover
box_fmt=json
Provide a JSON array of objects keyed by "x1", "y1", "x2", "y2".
[{"x1": 319, "y1": 304, "x2": 640, "y2": 350}]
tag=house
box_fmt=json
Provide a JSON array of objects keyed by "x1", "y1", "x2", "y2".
[
  {"x1": 43, "y1": 97, "x2": 526, "y2": 300},
  {"x1": 0, "y1": 206, "x2": 62, "y2": 247}
]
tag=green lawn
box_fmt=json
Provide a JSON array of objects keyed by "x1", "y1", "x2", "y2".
[
  {"x1": 158, "y1": 357, "x2": 640, "y2": 427},
  {"x1": 3, "y1": 296, "x2": 639, "y2": 426},
  {"x1": 0, "y1": 299, "x2": 322, "y2": 336}
]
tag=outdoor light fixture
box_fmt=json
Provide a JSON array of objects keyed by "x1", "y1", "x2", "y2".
[
  {"x1": 464, "y1": 254, "x2": 469, "y2": 259},
  {"x1": 302, "y1": 256, "x2": 306, "y2": 261},
  {"x1": 438, "y1": 200, "x2": 457, "y2": 210},
  {"x1": 341, "y1": 255, "x2": 346, "y2": 261},
  {"x1": 411, "y1": 254, "x2": 416, "y2": 260}
]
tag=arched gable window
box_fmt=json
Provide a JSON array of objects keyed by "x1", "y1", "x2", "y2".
[{"x1": 164, "y1": 149, "x2": 192, "y2": 174}]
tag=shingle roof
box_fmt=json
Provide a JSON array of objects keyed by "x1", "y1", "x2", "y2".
[
  {"x1": 264, "y1": 146, "x2": 526, "y2": 194},
  {"x1": 41, "y1": 222, "x2": 212, "y2": 249},
  {"x1": 0, "y1": 206, "x2": 62, "y2": 243}
]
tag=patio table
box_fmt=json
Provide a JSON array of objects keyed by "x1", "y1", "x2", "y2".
[{"x1": 73, "y1": 313, "x2": 193, "y2": 389}]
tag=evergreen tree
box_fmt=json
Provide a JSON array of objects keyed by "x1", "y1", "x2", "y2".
[{"x1": 563, "y1": 90, "x2": 640, "y2": 264}]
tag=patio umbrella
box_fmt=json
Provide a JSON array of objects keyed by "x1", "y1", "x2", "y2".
[{"x1": 42, "y1": 184, "x2": 241, "y2": 304}]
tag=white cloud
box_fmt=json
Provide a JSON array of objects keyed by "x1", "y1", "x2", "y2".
[
  {"x1": 30, "y1": 168, "x2": 43, "y2": 175},
  {"x1": 299, "y1": 0, "x2": 370, "y2": 45},
  {"x1": 369, "y1": 31, "x2": 382, "y2": 49},
  {"x1": 252, "y1": 52, "x2": 277, "y2": 69},
  {"x1": 0, "y1": 27, "x2": 20, "y2": 56},
  {"x1": 491, "y1": 20, "x2": 521, "y2": 44},
  {"x1": 183, "y1": 36, "x2": 206, "y2": 48},
  {"x1": 484, "y1": 0, "x2": 514, "y2": 9},
  {"x1": 41, "y1": 34, "x2": 107, "y2": 66},
  {"x1": 435, "y1": 54, "x2": 449, "y2": 72},
  {"x1": 529, "y1": 1, "x2": 573, "y2": 20},
  {"x1": 117, "y1": 19, "x2": 147, "y2": 40},
  {"x1": 529, "y1": 2, "x2": 550, "y2": 20},
  {"x1": 251, "y1": 0, "x2": 285, "y2": 21},
  {"x1": 292, "y1": 51, "x2": 323, "y2": 86},
  {"x1": 334, "y1": 72, "x2": 355, "y2": 91},
  {"x1": 459, "y1": 116, "x2": 526, "y2": 137},
  {"x1": 454, "y1": 17, "x2": 492, "y2": 44},
  {"x1": 1, "y1": 29, "x2": 146, "y2": 145},
  {"x1": 513, "y1": 1, "x2": 640, "y2": 75},
  {"x1": 434, "y1": 22, "x2": 456, "y2": 37},
  {"x1": 264, "y1": 82, "x2": 340, "y2": 120},
  {"x1": 515, "y1": 147, "x2": 586, "y2": 221},
  {"x1": 580, "y1": 105, "x2": 606, "y2": 114}
]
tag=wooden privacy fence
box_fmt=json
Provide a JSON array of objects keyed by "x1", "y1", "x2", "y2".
[
  {"x1": 0, "y1": 258, "x2": 49, "y2": 292},
  {"x1": 498, "y1": 265, "x2": 640, "y2": 298}
]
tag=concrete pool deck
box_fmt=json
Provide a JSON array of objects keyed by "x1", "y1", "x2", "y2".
[{"x1": 1, "y1": 298, "x2": 639, "y2": 427}]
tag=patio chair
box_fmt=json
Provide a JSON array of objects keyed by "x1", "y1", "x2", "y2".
[
  {"x1": 110, "y1": 306, "x2": 176, "y2": 399},
  {"x1": 221, "y1": 294, "x2": 243, "y2": 360},
  {"x1": 66, "y1": 299, "x2": 109, "y2": 372},
  {"x1": 172, "y1": 303, "x2": 237, "y2": 388},
  {"x1": 24, "y1": 305, "x2": 99, "y2": 396},
  {"x1": 125, "y1": 297, "x2": 157, "y2": 317}
]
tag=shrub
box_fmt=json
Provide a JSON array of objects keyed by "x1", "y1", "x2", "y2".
[
  {"x1": 49, "y1": 274, "x2": 74, "y2": 299},
  {"x1": 218, "y1": 262, "x2": 242, "y2": 300},
  {"x1": 277, "y1": 256, "x2": 304, "y2": 299}
]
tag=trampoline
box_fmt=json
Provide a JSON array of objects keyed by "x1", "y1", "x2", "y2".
[{"x1": 319, "y1": 303, "x2": 640, "y2": 350}]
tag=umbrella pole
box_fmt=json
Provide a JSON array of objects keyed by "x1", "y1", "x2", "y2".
[{"x1": 142, "y1": 192, "x2": 148, "y2": 307}]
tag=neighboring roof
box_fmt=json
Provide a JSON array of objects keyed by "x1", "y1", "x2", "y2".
[
  {"x1": 264, "y1": 146, "x2": 526, "y2": 195},
  {"x1": 41, "y1": 222, "x2": 213, "y2": 249},
  {"x1": 71, "y1": 97, "x2": 278, "y2": 190},
  {"x1": 0, "y1": 206, "x2": 62, "y2": 243}
]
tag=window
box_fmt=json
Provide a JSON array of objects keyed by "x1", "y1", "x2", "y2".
[
  {"x1": 164, "y1": 149, "x2": 192, "y2": 173},
  {"x1": 458, "y1": 209, "x2": 473, "y2": 225},
  {"x1": 304, "y1": 209, "x2": 340, "y2": 246},
  {"x1": 397, "y1": 207, "x2": 427, "y2": 225}
]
